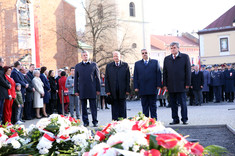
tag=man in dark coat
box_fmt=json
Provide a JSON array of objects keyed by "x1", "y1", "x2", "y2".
[
  {"x1": 211, "y1": 64, "x2": 224, "y2": 103},
  {"x1": 207, "y1": 66, "x2": 214, "y2": 102},
  {"x1": 11, "y1": 61, "x2": 29, "y2": 102},
  {"x1": 26, "y1": 64, "x2": 35, "y2": 81},
  {"x1": 201, "y1": 65, "x2": 210, "y2": 103},
  {"x1": 224, "y1": 64, "x2": 235, "y2": 102},
  {"x1": 134, "y1": 49, "x2": 161, "y2": 120},
  {"x1": 163, "y1": 42, "x2": 191, "y2": 125},
  {"x1": 20, "y1": 67, "x2": 35, "y2": 120},
  {"x1": 74, "y1": 51, "x2": 100, "y2": 127},
  {"x1": 0, "y1": 57, "x2": 10, "y2": 123},
  {"x1": 105, "y1": 51, "x2": 130, "y2": 121},
  {"x1": 191, "y1": 65, "x2": 204, "y2": 106}
]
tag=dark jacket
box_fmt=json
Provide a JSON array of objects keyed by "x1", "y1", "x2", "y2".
[
  {"x1": 210, "y1": 70, "x2": 223, "y2": 87},
  {"x1": 24, "y1": 74, "x2": 34, "y2": 102},
  {"x1": 191, "y1": 71, "x2": 204, "y2": 91},
  {"x1": 163, "y1": 52, "x2": 191, "y2": 93},
  {"x1": 40, "y1": 74, "x2": 50, "y2": 103},
  {"x1": 11, "y1": 68, "x2": 28, "y2": 98},
  {"x1": 223, "y1": 69, "x2": 235, "y2": 92},
  {"x1": 105, "y1": 61, "x2": 130, "y2": 100},
  {"x1": 134, "y1": 59, "x2": 162, "y2": 96},
  {"x1": 0, "y1": 66, "x2": 10, "y2": 99},
  {"x1": 48, "y1": 76, "x2": 57, "y2": 100},
  {"x1": 26, "y1": 71, "x2": 34, "y2": 81},
  {"x1": 74, "y1": 61, "x2": 100, "y2": 99}
]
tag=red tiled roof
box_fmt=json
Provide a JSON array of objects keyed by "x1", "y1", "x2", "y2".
[
  {"x1": 151, "y1": 35, "x2": 198, "y2": 50},
  {"x1": 205, "y1": 5, "x2": 235, "y2": 29}
]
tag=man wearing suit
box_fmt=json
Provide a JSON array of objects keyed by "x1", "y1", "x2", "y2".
[
  {"x1": 74, "y1": 51, "x2": 100, "y2": 127},
  {"x1": 11, "y1": 61, "x2": 29, "y2": 102},
  {"x1": 27, "y1": 64, "x2": 35, "y2": 81},
  {"x1": 211, "y1": 64, "x2": 224, "y2": 103},
  {"x1": 134, "y1": 49, "x2": 161, "y2": 120},
  {"x1": 20, "y1": 67, "x2": 35, "y2": 120},
  {"x1": 0, "y1": 57, "x2": 11, "y2": 123},
  {"x1": 191, "y1": 65, "x2": 204, "y2": 106},
  {"x1": 163, "y1": 42, "x2": 191, "y2": 125},
  {"x1": 105, "y1": 51, "x2": 130, "y2": 120}
]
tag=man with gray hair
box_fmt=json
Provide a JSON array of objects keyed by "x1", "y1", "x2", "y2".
[
  {"x1": 163, "y1": 42, "x2": 191, "y2": 125},
  {"x1": 0, "y1": 57, "x2": 11, "y2": 123},
  {"x1": 74, "y1": 51, "x2": 100, "y2": 127},
  {"x1": 105, "y1": 51, "x2": 130, "y2": 120}
]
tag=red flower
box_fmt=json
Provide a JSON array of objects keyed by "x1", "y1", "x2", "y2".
[
  {"x1": 132, "y1": 121, "x2": 141, "y2": 131},
  {"x1": 10, "y1": 129, "x2": 16, "y2": 133},
  {"x1": 179, "y1": 153, "x2": 187, "y2": 156},
  {"x1": 184, "y1": 142, "x2": 204, "y2": 155},
  {"x1": 156, "y1": 134, "x2": 181, "y2": 149},
  {"x1": 18, "y1": 127, "x2": 22, "y2": 131},
  {"x1": 144, "y1": 149, "x2": 161, "y2": 156}
]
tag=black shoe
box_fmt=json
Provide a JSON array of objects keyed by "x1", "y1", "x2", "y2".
[
  {"x1": 105, "y1": 107, "x2": 109, "y2": 109},
  {"x1": 84, "y1": 123, "x2": 89, "y2": 127},
  {"x1": 214, "y1": 101, "x2": 220, "y2": 103},
  {"x1": 20, "y1": 120, "x2": 25, "y2": 123},
  {"x1": 183, "y1": 122, "x2": 188, "y2": 125},
  {"x1": 169, "y1": 121, "x2": 180, "y2": 125},
  {"x1": 93, "y1": 123, "x2": 98, "y2": 127}
]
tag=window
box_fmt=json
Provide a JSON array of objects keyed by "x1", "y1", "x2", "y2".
[
  {"x1": 132, "y1": 43, "x2": 137, "y2": 48},
  {"x1": 129, "y1": 2, "x2": 135, "y2": 17},
  {"x1": 220, "y1": 37, "x2": 229, "y2": 52},
  {"x1": 97, "y1": 4, "x2": 103, "y2": 19}
]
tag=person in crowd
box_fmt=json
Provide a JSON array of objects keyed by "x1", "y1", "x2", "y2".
[
  {"x1": 223, "y1": 63, "x2": 235, "y2": 102},
  {"x1": 188, "y1": 65, "x2": 195, "y2": 106},
  {"x1": 134, "y1": 49, "x2": 161, "y2": 120},
  {"x1": 20, "y1": 67, "x2": 35, "y2": 120},
  {"x1": 11, "y1": 61, "x2": 28, "y2": 102},
  {"x1": 56, "y1": 69, "x2": 62, "y2": 114},
  {"x1": 74, "y1": 51, "x2": 100, "y2": 127},
  {"x1": 40, "y1": 67, "x2": 50, "y2": 117},
  {"x1": 100, "y1": 72, "x2": 108, "y2": 109},
  {"x1": 191, "y1": 65, "x2": 204, "y2": 106},
  {"x1": 65, "y1": 67, "x2": 79, "y2": 118},
  {"x1": 14, "y1": 83, "x2": 24, "y2": 124},
  {"x1": 3, "y1": 66, "x2": 15, "y2": 124},
  {"x1": 220, "y1": 64, "x2": 226, "y2": 101},
  {"x1": 105, "y1": 51, "x2": 130, "y2": 121},
  {"x1": 48, "y1": 70, "x2": 57, "y2": 114},
  {"x1": 163, "y1": 42, "x2": 191, "y2": 125},
  {"x1": 27, "y1": 64, "x2": 35, "y2": 80},
  {"x1": 211, "y1": 64, "x2": 224, "y2": 103},
  {"x1": 58, "y1": 71, "x2": 70, "y2": 114},
  {"x1": 207, "y1": 65, "x2": 214, "y2": 102},
  {"x1": 158, "y1": 86, "x2": 167, "y2": 107},
  {"x1": 32, "y1": 70, "x2": 45, "y2": 119},
  {"x1": 201, "y1": 65, "x2": 210, "y2": 103}
]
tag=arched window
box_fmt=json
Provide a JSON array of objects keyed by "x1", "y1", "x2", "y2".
[
  {"x1": 129, "y1": 2, "x2": 135, "y2": 17},
  {"x1": 97, "y1": 4, "x2": 103, "y2": 19}
]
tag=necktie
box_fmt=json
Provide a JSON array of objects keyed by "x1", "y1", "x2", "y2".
[
  {"x1": 116, "y1": 63, "x2": 119, "y2": 66},
  {"x1": 144, "y1": 60, "x2": 148, "y2": 66},
  {"x1": 173, "y1": 55, "x2": 176, "y2": 59}
]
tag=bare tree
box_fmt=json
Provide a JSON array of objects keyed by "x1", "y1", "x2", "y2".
[{"x1": 55, "y1": 0, "x2": 136, "y2": 68}]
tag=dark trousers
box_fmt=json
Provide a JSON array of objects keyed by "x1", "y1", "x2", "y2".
[
  {"x1": 193, "y1": 90, "x2": 202, "y2": 105},
  {"x1": 141, "y1": 95, "x2": 157, "y2": 120},
  {"x1": 57, "y1": 93, "x2": 62, "y2": 114},
  {"x1": 169, "y1": 92, "x2": 188, "y2": 123},
  {"x1": 24, "y1": 100, "x2": 33, "y2": 119},
  {"x1": 209, "y1": 86, "x2": 214, "y2": 102},
  {"x1": 213, "y1": 86, "x2": 221, "y2": 102},
  {"x1": 111, "y1": 98, "x2": 127, "y2": 120},
  {"x1": 80, "y1": 99, "x2": 98, "y2": 125},
  {"x1": 226, "y1": 92, "x2": 234, "y2": 102},
  {"x1": 221, "y1": 85, "x2": 225, "y2": 101},
  {"x1": 48, "y1": 99, "x2": 56, "y2": 114},
  {"x1": 0, "y1": 98, "x2": 4, "y2": 122},
  {"x1": 202, "y1": 92, "x2": 209, "y2": 103}
]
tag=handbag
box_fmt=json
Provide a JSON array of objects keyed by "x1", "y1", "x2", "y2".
[{"x1": 106, "y1": 95, "x2": 113, "y2": 105}]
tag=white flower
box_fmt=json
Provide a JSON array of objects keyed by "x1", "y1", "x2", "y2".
[
  {"x1": 113, "y1": 119, "x2": 135, "y2": 132},
  {"x1": 11, "y1": 140, "x2": 21, "y2": 149},
  {"x1": 39, "y1": 148, "x2": 49, "y2": 154}
]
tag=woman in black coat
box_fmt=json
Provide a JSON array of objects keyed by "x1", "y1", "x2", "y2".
[{"x1": 48, "y1": 70, "x2": 57, "y2": 114}]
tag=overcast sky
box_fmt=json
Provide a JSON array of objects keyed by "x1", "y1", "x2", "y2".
[{"x1": 148, "y1": 0, "x2": 235, "y2": 35}]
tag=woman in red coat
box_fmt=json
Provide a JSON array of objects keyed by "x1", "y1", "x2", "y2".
[
  {"x1": 3, "y1": 66, "x2": 16, "y2": 124},
  {"x1": 58, "y1": 71, "x2": 69, "y2": 114}
]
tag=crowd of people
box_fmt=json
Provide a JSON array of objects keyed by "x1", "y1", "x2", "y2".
[{"x1": 0, "y1": 41, "x2": 234, "y2": 127}]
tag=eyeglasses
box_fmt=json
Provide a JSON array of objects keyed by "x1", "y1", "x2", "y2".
[{"x1": 142, "y1": 52, "x2": 148, "y2": 54}]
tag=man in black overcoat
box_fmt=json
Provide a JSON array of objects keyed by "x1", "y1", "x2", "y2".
[
  {"x1": 163, "y1": 42, "x2": 191, "y2": 125},
  {"x1": 191, "y1": 65, "x2": 204, "y2": 106},
  {"x1": 134, "y1": 49, "x2": 161, "y2": 120},
  {"x1": 105, "y1": 51, "x2": 130, "y2": 120},
  {"x1": 74, "y1": 51, "x2": 100, "y2": 127}
]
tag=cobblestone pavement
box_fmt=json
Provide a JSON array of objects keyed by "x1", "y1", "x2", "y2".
[{"x1": 22, "y1": 100, "x2": 235, "y2": 130}]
